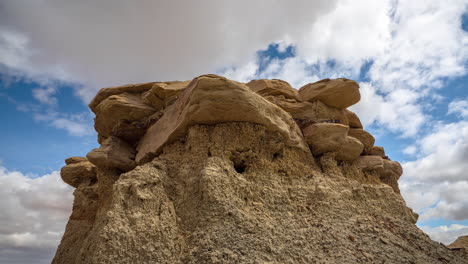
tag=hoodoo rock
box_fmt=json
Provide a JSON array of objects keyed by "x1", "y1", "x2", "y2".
[
  {"x1": 299, "y1": 78, "x2": 360, "y2": 109},
  {"x1": 53, "y1": 75, "x2": 466, "y2": 263}
]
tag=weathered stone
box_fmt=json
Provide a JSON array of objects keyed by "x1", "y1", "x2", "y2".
[
  {"x1": 303, "y1": 123, "x2": 348, "y2": 155},
  {"x1": 142, "y1": 81, "x2": 190, "y2": 108},
  {"x1": 348, "y1": 128, "x2": 375, "y2": 152},
  {"x1": 299, "y1": 78, "x2": 360, "y2": 109},
  {"x1": 353, "y1": 155, "x2": 384, "y2": 172},
  {"x1": 246, "y1": 79, "x2": 300, "y2": 101},
  {"x1": 344, "y1": 109, "x2": 363, "y2": 128},
  {"x1": 448, "y1": 236, "x2": 468, "y2": 249},
  {"x1": 335, "y1": 136, "x2": 365, "y2": 161},
  {"x1": 379, "y1": 160, "x2": 403, "y2": 193},
  {"x1": 65, "y1": 156, "x2": 88, "y2": 165},
  {"x1": 366, "y1": 146, "x2": 386, "y2": 157},
  {"x1": 269, "y1": 100, "x2": 349, "y2": 128},
  {"x1": 94, "y1": 93, "x2": 155, "y2": 138},
  {"x1": 60, "y1": 161, "x2": 97, "y2": 188},
  {"x1": 87, "y1": 136, "x2": 136, "y2": 172},
  {"x1": 89, "y1": 82, "x2": 156, "y2": 112},
  {"x1": 136, "y1": 74, "x2": 308, "y2": 163}
]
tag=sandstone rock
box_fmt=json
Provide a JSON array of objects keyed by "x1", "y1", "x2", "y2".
[
  {"x1": 335, "y1": 136, "x2": 365, "y2": 161},
  {"x1": 366, "y1": 146, "x2": 386, "y2": 157},
  {"x1": 348, "y1": 128, "x2": 375, "y2": 152},
  {"x1": 353, "y1": 155, "x2": 384, "y2": 172},
  {"x1": 87, "y1": 136, "x2": 136, "y2": 172},
  {"x1": 281, "y1": 100, "x2": 349, "y2": 128},
  {"x1": 449, "y1": 236, "x2": 468, "y2": 249},
  {"x1": 299, "y1": 78, "x2": 360, "y2": 109},
  {"x1": 94, "y1": 93, "x2": 155, "y2": 139},
  {"x1": 303, "y1": 123, "x2": 348, "y2": 155},
  {"x1": 136, "y1": 74, "x2": 308, "y2": 163},
  {"x1": 379, "y1": 160, "x2": 403, "y2": 193},
  {"x1": 89, "y1": 82, "x2": 156, "y2": 112},
  {"x1": 302, "y1": 123, "x2": 363, "y2": 161},
  {"x1": 65, "y1": 157, "x2": 88, "y2": 165},
  {"x1": 54, "y1": 75, "x2": 466, "y2": 264},
  {"x1": 142, "y1": 81, "x2": 190, "y2": 108},
  {"x1": 246, "y1": 79, "x2": 300, "y2": 100},
  {"x1": 344, "y1": 109, "x2": 363, "y2": 128},
  {"x1": 60, "y1": 161, "x2": 97, "y2": 188}
]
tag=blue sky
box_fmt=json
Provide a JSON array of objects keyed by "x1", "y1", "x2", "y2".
[{"x1": 0, "y1": 1, "x2": 467, "y2": 263}]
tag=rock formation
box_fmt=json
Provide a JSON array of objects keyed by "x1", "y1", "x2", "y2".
[
  {"x1": 53, "y1": 75, "x2": 466, "y2": 263},
  {"x1": 448, "y1": 236, "x2": 468, "y2": 259}
]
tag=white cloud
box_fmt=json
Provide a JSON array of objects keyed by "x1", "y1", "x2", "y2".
[
  {"x1": 420, "y1": 224, "x2": 468, "y2": 245},
  {"x1": 448, "y1": 98, "x2": 468, "y2": 118},
  {"x1": 0, "y1": 0, "x2": 338, "y2": 102},
  {"x1": 403, "y1": 145, "x2": 417, "y2": 156},
  {"x1": 0, "y1": 166, "x2": 73, "y2": 264},
  {"x1": 33, "y1": 112, "x2": 93, "y2": 137},
  {"x1": 32, "y1": 86, "x2": 57, "y2": 105},
  {"x1": 400, "y1": 120, "x2": 468, "y2": 221}
]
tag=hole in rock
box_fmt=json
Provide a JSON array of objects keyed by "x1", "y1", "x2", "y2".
[
  {"x1": 272, "y1": 152, "x2": 282, "y2": 160},
  {"x1": 234, "y1": 160, "x2": 247, "y2": 174}
]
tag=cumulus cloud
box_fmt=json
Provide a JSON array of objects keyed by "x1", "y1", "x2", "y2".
[
  {"x1": 33, "y1": 111, "x2": 94, "y2": 137},
  {"x1": 448, "y1": 98, "x2": 468, "y2": 118},
  {"x1": 0, "y1": 167, "x2": 73, "y2": 264},
  {"x1": 420, "y1": 224, "x2": 468, "y2": 245},
  {"x1": 32, "y1": 86, "x2": 57, "y2": 105},
  {"x1": 0, "y1": 0, "x2": 338, "y2": 102},
  {"x1": 400, "y1": 120, "x2": 468, "y2": 223}
]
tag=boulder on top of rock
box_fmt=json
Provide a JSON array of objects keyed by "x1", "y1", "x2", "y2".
[
  {"x1": 299, "y1": 78, "x2": 360, "y2": 109},
  {"x1": 348, "y1": 128, "x2": 375, "y2": 152},
  {"x1": 136, "y1": 74, "x2": 308, "y2": 164},
  {"x1": 303, "y1": 123, "x2": 348, "y2": 155},
  {"x1": 246, "y1": 79, "x2": 300, "y2": 101},
  {"x1": 142, "y1": 80, "x2": 190, "y2": 109},
  {"x1": 65, "y1": 156, "x2": 88, "y2": 165},
  {"x1": 379, "y1": 160, "x2": 403, "y2": 193},
  {"x1": 89, "y1": 82, "x2": 156, "y2": 112},
  {"x1": 335, "y1": 136, "x2": 364, "y2": 161},
  {"x1": 302, "y1": 123, "x2": 363, "y2": 161},
  {"x1": 344, "y1": 109, "x2": 363, "y2": 129},
  {"x1": 60, "y1": 160, "x2": 97, "y2": 188},
  {"x1": 283, "y1": 100, "x2": 349, "y2": 128},
  {"x1": 365, "y1": 146, "x2": 386, "y2": 158},
  {"x1": 94, "y1": 93, "x2": 155, "y2": 139},
  {"x1": 87, "y1": 136, "x2": 136, "y2": 172},
  {"x1": 353, "y1": 155, "x2": 384, "y2": 172}
]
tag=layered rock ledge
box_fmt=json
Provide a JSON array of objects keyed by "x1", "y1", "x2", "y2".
[{"x1": 53, "y1": 75, "x2": 466, "y2": 263}]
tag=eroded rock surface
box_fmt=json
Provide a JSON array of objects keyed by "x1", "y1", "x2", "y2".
[{"x1": 53, "y1": 75, "x2": 466, "y2": 264}]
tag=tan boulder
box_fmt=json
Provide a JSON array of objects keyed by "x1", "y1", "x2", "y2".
[
  {"x1": 348, "y1": 128, "x2": 375, "y2": 152},
  {"x1": 303, "y1": 123, "x2": 348, "y2": 155},
  {"x1": 335, "y1": 136, "x2": 364, "y2": 161},
  {"x1": 65, "y1": 156, "x2": 88, "y2": 165},
  {"x1": 269, "y1": 100, "x2": 349, "y2": 128},
  {"x1": 136, "y1": 74, "x2": 308, "y2": 163},
  {"x1": 142, "y1": 81, "x2": 190, "y2": 108},
  {"x1": 299, "y1": 78, "x2": 360, "y2": 109},
  {"x1": 246, "y1": 79, "x2": 300, "y2": 101},
  {"x1": 366, "y1": 146, "x2": 386, "y2": 158},
  {"x1": 344, "y1": 109, "x2": 363, "y2": 128},
  {"x1": 89, "y1": 82, "x2": 156, "y2": 112},
  {"x1": 94, "y1": 93, "x2": 155, "y2": 139},
  {"x1": 448, "y1": 236, "x2": 468, "y2": 249},
  {"x1": 87, "y1": 136, "x2": 136, "y2": 172},
  {"x1": 379, "y1": 160, "x2": 403, "y2": 193},
  {"x1": 353, "y1": 155, "x2": 384, "y2": 172},
  {"x1": 60, "y1": 160, "x2": 97, "y2": 188}
]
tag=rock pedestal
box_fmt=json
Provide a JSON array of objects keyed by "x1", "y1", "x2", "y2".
[{"x1": 53, "y1": 75, "x2": 465, "y2": 264}]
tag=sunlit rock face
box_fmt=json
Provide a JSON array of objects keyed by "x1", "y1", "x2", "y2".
[{"x1": 52, "y1": 75, "x2": 465, "y2": 264}]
